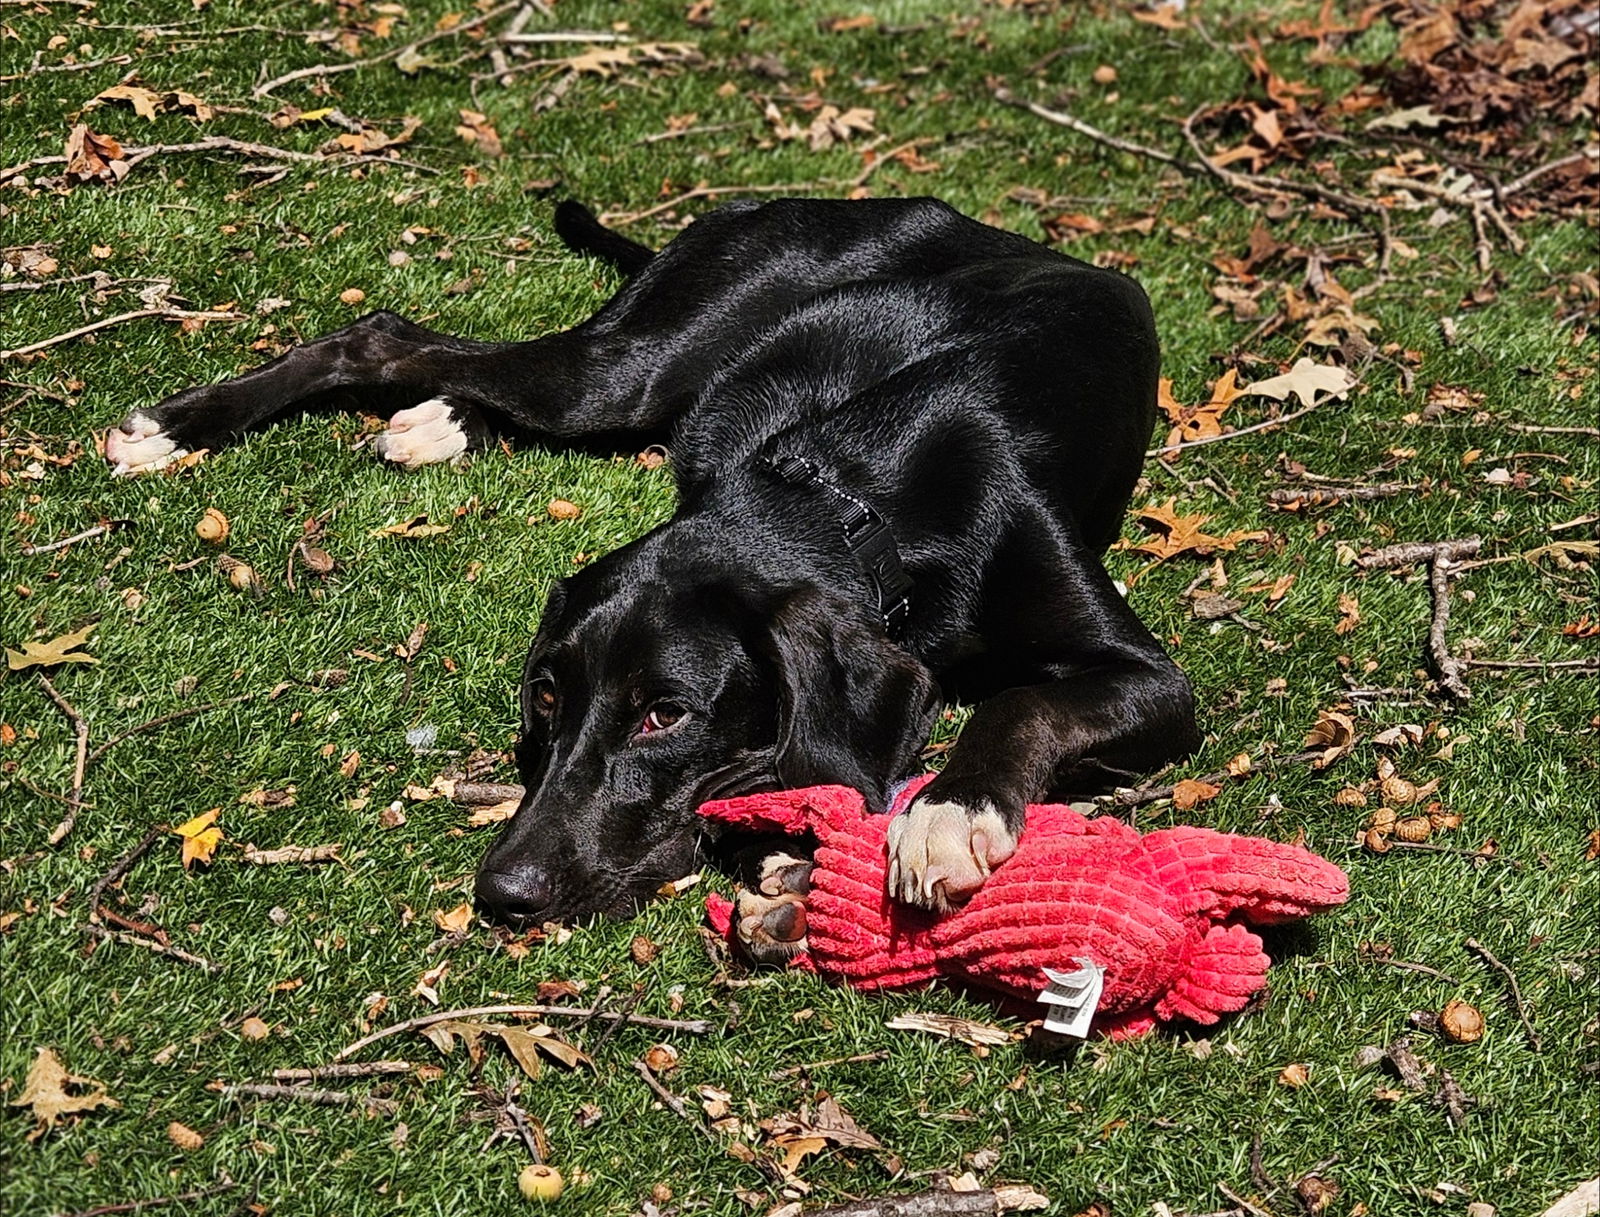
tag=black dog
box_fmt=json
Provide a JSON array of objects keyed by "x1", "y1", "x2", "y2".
[{"x1": 106, "y1": 198, "x2": 1200, "y2": 953}]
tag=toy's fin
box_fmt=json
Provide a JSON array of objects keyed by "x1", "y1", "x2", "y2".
[
  {"x1": 697, "y1": 785, "x2": 864, "y2": 837},
  {"x1": 1143, "y1": 827, "x2": 1349, "y2": 924},
  {"x1": 1154, "y1": 922, "x2": 1270, "y2": 1024}
]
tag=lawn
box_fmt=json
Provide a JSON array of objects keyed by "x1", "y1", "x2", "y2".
[{"x1": 2, "y1": 1, "x2": 1596, "y2": 1215}]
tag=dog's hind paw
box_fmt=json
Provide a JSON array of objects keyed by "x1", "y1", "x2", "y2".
[
  {"x1": 733, "y1": 852, "x2": 812, "y2": 967},
  {"x1": 105, "y1": 412, "x2": 188, "y2": 476},
  {"x1": 886, "y1": 795, "x2": 1017, "y2": 912},
  {"x1": 374, "y1": 398, "x2": 471, "y2": 470}
]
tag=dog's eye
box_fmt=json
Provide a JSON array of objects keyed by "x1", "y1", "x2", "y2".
[
  {"x1": 530, "y1": 682, "x2": 557, "y2": 712},
  {"x1": 638, "y1": 702, "x2": 686, "y2": 735}
]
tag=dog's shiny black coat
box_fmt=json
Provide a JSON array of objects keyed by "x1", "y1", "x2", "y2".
[{"x1": 123, "y1": 197, "x2": 1201, "y2": 924}]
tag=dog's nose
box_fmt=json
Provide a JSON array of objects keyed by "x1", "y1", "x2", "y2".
[{"x1": 474, "y1": 863, "x2": 554, "y2": 924}]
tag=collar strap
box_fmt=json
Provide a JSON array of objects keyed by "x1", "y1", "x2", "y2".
[{"x1": 759, "y1": 454, "x2": 914, "y2": 637}]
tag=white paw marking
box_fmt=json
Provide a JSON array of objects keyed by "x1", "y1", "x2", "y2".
[
  {"x1": 105, "y1": 412, "x2": 186, "y2": 476},
  {"x1": 374, "y1": 398, "x2": 468, "y2": 470},
  {"x1": 886, "y1": 797, "x2": 1017, "y2": 912},
  {"x1": 734, "y1": 885, "x2": 809, "y2": 964}
]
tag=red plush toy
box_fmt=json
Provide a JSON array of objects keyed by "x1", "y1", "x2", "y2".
[{"x1": 703, "y1": 777, "x2": 1348, "y2": 1038}]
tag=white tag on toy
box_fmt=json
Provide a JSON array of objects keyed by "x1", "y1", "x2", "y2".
[{"x1": 1039, "y1": 959, "x2": 1105, "y2": 1038}]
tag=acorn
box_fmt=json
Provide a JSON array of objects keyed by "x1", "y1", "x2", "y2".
[
  {"x1": 1440, "y1": 999, "x2": 1484, "y2": 1044},
  {"x1": 1368, "y1": 808, "x2": 1397, "y2": 835},
  {"x1": 1381, "y1": 775, "x2": 1419, "y2": 806},
  {"x1": 168, "y1": 1121, "x2": 204, "y2": 1152},
  {"x1": 195, "y1": 507, "x2": 230, "y2": 544},
  {"x1": 218, "y1": 554, "x2": 262, "y2": 595},
  {"x1": 518, "y1": 1164, "x2": 564, "y2": 1202},
  {"x1": 1394, "y1": 816, "x2": 1431, "y2": 843},
  {"x1": 1334, "y1": 786, "x2": 1368, "y2": 808}
]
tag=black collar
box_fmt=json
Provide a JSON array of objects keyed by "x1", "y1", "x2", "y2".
[{"x1": 758, "y1": 454, "x2": 914, "y2": 638}]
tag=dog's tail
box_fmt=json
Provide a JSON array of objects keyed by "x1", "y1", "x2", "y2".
[{"x1": 553, "y1": 200, "x2": 656, "y2": 276}]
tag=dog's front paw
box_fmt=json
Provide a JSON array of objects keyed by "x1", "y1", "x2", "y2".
[
  {"x1": 373, "y1": 398, "x2": 473, "y2": 470},
  {"x1": 886, "y1": 795, "x2": 1018, "y2": 911},
  {"x1": 732, "y1": 852, "x2": 812, "y2": 967},
  {"x1": 105, "y1": 412, "x2": 188, "y2": 476}
]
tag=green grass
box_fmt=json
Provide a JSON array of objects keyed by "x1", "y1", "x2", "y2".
[{"x1": 2, "y1": 1, "x2": 1597, "y2": 1214}]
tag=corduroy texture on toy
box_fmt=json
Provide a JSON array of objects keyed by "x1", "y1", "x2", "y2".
[{"x1": 701, "y1": 778, "x2": 1349, "y2": 1037}]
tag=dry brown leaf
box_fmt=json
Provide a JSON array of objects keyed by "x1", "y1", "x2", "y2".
[
  {"x1": 1371, "y1": 724, "x2": 1424, "y2": 747},
  {"x1": 433, "y1": 901, "x2": 473, "y2": 933},
  {"x1": 1278, "y1": 1062, "x2": 1310, "y2": 1087},
  {"x1": 1121, "y1": 499, "x2": 1266, "y2": 565},
  {"x1": 373, "y1": 515, "x2": 451, "y2": 539},
  {"x1": 1161, "y1": 369, "x2": 1245, "y2": 448},
  {"x1": 1304, "y1": 709, "x2": 1358, "y2": 768},
  {"x1": 88, "y1": 85, "x2": 214, "y2": 122},
  {"x1": 64, "y1": 124, "x2": 128, "y2": 183},
  {"x1": 168, "y1": 1120, "x2": 204, "y2": 1151},
  {"x1": 454, "y1": 108, "x2": 503, "y2": 158},
  {"x1": 240, "y1": 1016, "x2": 270, "y2": 1042},
  {"x1": 172, "y1": 808, "x2": 223, "y2": 869},
  {"x1": 1334, "y1": 592, "x2": 1361, "y2": 635},
  {"x1": 395, "y1": 621, "x2": 429, "y2": 660},
  {"x1": 10, "y1": 1047, "x2": 118, "y2": 1140},
  {"x1": 1171, "y1": 778, "x2": 1222, "y2": 811},
  {"x1": 6, "y1": 622, "x2": 97, "y2": 671},
  {"x1": 562, "y1": 41, "x2": 697, "y2": 77}
]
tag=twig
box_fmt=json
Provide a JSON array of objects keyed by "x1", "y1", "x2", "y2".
[
  {"x1": 584, "y1": 984, "x2": 647, "y2": 1057},
  {"x1": 1357, "y1": 539, "x2": 1481, "y2": 571},
  {"x1": 86, "y1": 825, "x2": 165, "y2": 915},
  {"x1": 38, "y1": 674, "x2": 89, "y2": 846},
  {"x1": 1426, "y1": 546, "x2": 1473, "y2": 700},
  {"x1": 1, "y1": 309, "x2": 244, "y2": 361},
  {"x1": 1366, "y1": 958, "x2": 1460, "y2": 986},
  {"x1": 1267, "y1": 483, "x2": 1416, "y2": 507},
  {"x1": 0, "y1": 271, "x2": 111, "y2": 293},
  {"x1": 19, "y1": 523, "x2": 112, "y2": 555},
  {"x1": 1100, "y1": 747, "x2": 1323, "y2": 810},
  {"x1": 87, "y1": 692, "x2": 258, "y2": 766},
  {"x1": 769, "y1": 1050, "x2": 890, "y2": 1079},
  {"x1": 1147, "y1": 399, "x2": 1335, "y2": 458},
  {"x1": 1215, "y1": 1182, "x2": 1273, "y2": 1217},
  {"x1": 631, "y1": 1058, "x2": 718, "y2": 1142},
  {"x1": 636, "y1": 120, "x2": 752, "y2": 144},
  {"x1": 803, "y1": 1191, "x2": 1009, "y2": 1216},
  {"x1": 241, "y1": 843, "x2": 342, "y2": 865},
  {"x1": 450, "y1": 780, "x2": 526, "y2": 806},
  {"x1": 1380, "y1": 839, "x2": 1515, "y2": 864},
  {"x1": 503, "y1": 29, "x2": 630, "y2": 43},
  {"x1": 1508, "y1": 423, "x2": 1600, "y2": 439},
  {"x1": 1464, "y1": 937, "x2": 1542, "y2": 1052},
  {"x1": 602, "y1": 181, "x2": 821, "y2": 227},
  {"x1": 270, "y1": 1060, "x2": 414, "y2": 1083},
  {"x1": 84, "y1": 923, "x2": 221, "y2": 972},
  {"x1": 1502, "y1": 147, "x2": 1598, "y2": 197},
  {"x1": 1462, "y1": 658, "x2": 1599, "y2": 672},
  {"x1": 53, "y1": 1179, "x2": 238, "y2": 1217},
  {"x1": 504, "y1": 1083, "x2": 545, "y2": 1164},
  {"x1": 221, "y1": 1083, "x2": 397, "y2": 1115},
  {"x1": 253, "y1": 0, "x2": 520, "y2": 96},
  {"x1": 332, "y1": 1003, "x2": 710, "y2": 1061}
]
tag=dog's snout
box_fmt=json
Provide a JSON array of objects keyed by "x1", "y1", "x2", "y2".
[{"x1": 474, "y1": 862, "x2": 555, "y2": 924}]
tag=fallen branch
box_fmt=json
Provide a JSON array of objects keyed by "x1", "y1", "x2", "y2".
[
  {"x1": 241, "y1": 842, "x2": 342, "y2": 866},
  {"x1": 1267, "y1": 483, "x2": 1416, "y2": 508},
  {"x1": 1357, "y1": 538, "x2": 1481, "y2": 701},
  {"x1": 1, "y1": 308, "x2": 245, "y2": 361},
  {"x1": 253, "y1": 0, "x2": 521, "y2": 96},
  {"x1": 221, "y1": 1082, "x2": 397, "y2": 1115},
  {"x1": 332, "y1": 1003, "x2": 711, "y2": 1061},
  {"x1": 19, "y1": 523, "x2": 113, "y2": 555},
  {"x1": 601, "y1": 180, "x2": 823, "y2": 227},
  {"x1": 1379, "y1": 839, "x2": 1515, "y2": 864},
  {"x1": 1465, "y1": 937, "x2": 1542, "y2": 1052},
  {"x1": 86, "y1": 825, "x2": 165, "y2": 915},
  {"x1": 803, "y1": 1189, "x2": 1017, "y2": 1215},
  {"x1": 1461, "y1": 658, "x2": 1599, "y2": 673},
  {"x1": 38, "y1": 674, "x2": 88, "y2": 846},
  {"x1": 1507, "y1": 423, "x2": 1600, "y2": 439},
  {"x1": 1365, "y1": 957, "x2": 1461, "y2": 986},
  {"x1": 449, "y1": 780, "x2": 526, "y2": 806},
  {"x1": 270, "y1": 1060, "x2": 414, "y2": 1083},
  {"x1": 84, "y1": 923, "x2": 221, "y2": 972}
]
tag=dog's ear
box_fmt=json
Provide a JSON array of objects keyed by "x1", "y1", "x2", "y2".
[{"x1": 761, "y1": 587, "x2": 941, "y2": 813}]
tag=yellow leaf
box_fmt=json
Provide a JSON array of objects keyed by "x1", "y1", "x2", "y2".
[
  {"x1": 172, "y1": 808, "x2": 223, "y2": 869},
  {"x1": 7, "y1": 623, "x2": 97, "y2": 671},
  {"x1": 372, "y1": 514, "x2": 451, "y2": 538}
]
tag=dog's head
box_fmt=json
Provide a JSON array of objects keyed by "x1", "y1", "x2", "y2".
[{"x1": 473, "y1": 546, "x2": 939, "y2": 926}]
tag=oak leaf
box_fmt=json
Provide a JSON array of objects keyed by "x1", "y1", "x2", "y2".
[
  {"x1": 372, "y1": 514, "x2": 451, "y2": 538},
  {"x1": 1171, "y1": 778, "x2": 1222, "y2": 810},
  {"x1": 1161, "y1": 369, "x2": 1245, "y2": 449},
  {"x1": 1121, "y1": 499, "x2": 1265, "y2": 564},
  {"x1": 1241, "y1": 357, "x2": 1355, "y2": 408},
  {"x1": 11, "y1": 1047, "x2": 118, "y2": 1140},
  {"x1": 7, "y1": 623, "x2": 97, "y2": 670}
]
